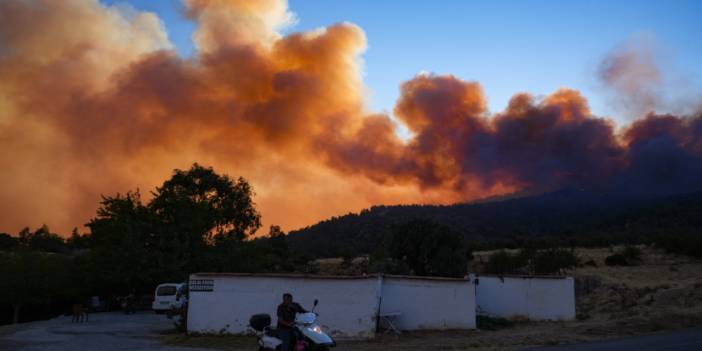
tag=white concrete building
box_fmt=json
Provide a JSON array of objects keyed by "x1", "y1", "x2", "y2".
[
  {"x1": 187, "y1": 273, "x2": 476, "y2": 338},
  {"x1": 475, "y1": 275, "x2": 575, "y2": 321}
]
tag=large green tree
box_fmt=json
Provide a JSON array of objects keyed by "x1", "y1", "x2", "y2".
[
  {"x1": 85, "y1": 164, "x2": 262, "y2": 293},
  {"x1": 149, "y1": 163, "x2": 261, "y2": 272},
  {"x1": 151, "y1": 163, "x2": 261, "y2": 240}
]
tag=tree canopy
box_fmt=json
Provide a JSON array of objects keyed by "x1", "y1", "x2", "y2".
[
  {"x1": 84, "y1": 164, "x2": 265, "y2": 294},
  {"x1": 376, "y1": 219, "x2": 471, "y2": 278},
  {"x1": 150, "y1": 163, "x2": 261, "y2": 241}
]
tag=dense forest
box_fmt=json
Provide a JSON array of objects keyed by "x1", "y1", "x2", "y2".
[{"x1": 287, "y1": 188, "x2": 702, "y2": 258}]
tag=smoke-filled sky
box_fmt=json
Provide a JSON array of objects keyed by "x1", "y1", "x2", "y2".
[
  {"x1": 1, "y1": 0, "x2": 702, "y2": 236},
  {"x1": 105, "y1": 0, "x2": 702, "y2": 121}
]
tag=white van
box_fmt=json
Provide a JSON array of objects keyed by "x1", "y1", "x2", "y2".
[{"x1": 152, "y1": 283, "x2": 185, "y2": 313}]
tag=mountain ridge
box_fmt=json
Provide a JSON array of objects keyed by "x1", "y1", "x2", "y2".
[{"x1": 287, "y1": 188, "x2": 702, "y2": 257}]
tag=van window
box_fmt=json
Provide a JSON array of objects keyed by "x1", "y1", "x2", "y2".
[{"x1": 157, "y1": 286, "x2": 177, "y2": 296}]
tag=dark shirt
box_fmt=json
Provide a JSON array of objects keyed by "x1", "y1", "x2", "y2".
[{"x1": 276, "y1": 302, "x2": 307, "y2": 329}]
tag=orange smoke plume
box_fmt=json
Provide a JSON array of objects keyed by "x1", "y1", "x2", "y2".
[{"x1": 1, "y1": 0, "x2": 701, "y2": 235}]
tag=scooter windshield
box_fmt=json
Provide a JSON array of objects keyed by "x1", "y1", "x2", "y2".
[{"x1": 295, "y1": 312, "x2": 316, "y2": 325}]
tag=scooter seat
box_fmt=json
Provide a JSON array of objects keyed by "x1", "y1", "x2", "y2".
[{"x1": 264, "y1": 327, "x2": 278, "y2": 338}]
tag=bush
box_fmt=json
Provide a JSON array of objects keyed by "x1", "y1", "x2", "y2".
[
  {"x1": 654, "y1": 232, "x2": 702, "y2": 258},
  {"x1": 476, "y1": 315, "x2": 514, "y2": 330},
  {"x1": 483, "y1": 248, "x2": 577, "y2": 275},
  {"x1": 605, "y1": 253, "x2": 629, "y2": 266},
  {"x1": 0, "y1": 233, "x2": 18, "y2": 250},
  {"x1": 582, "y1": 259, "x2": 597, "y2": 267},
  {"x1": 605, "y1": 246, "x2": 643, "y2": 266},
  {"x1": 622, "y1": 246, "x2": 642, "y2": 262},
  {"x1": 483, "y1": 250, "x2": 527, "y2": 275},
  {"x1": 381, "y1": 219, "x2": 470, "y2": 278},
  {"x1": 368, "y1": 258, "x2": 410, "y2": 275},
  {"x1": 532, "y1": 249, "x2": 578, "y2": 275}
]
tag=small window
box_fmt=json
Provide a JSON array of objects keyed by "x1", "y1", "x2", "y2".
[{"x1": 157, "y1": 286, "x2": 177, "y2": 296}]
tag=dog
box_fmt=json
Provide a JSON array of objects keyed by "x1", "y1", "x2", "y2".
[{"x1": 71, "y1": 304, "x2": 89, "y2": 323}]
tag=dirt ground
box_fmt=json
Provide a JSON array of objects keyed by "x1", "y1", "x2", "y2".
[{"x1": 165, "y1": 247, "x2": 702, "y2": 351}]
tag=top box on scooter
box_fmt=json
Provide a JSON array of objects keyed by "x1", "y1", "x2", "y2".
[{"x1": 249, "y1": 314, "x2": 272, "y2": 331}]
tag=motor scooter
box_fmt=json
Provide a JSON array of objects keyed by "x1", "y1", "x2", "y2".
[{"x1": 249, "y1": 299, "x2": 336, "y2": 351}]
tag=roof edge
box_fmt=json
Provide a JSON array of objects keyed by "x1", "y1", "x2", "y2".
[
  {"x1": 189, "y1": 272, "x2": 473, "y2": 282},
  {"x1": 476, "y1": 274, "x2": 572, "y2": 280}
]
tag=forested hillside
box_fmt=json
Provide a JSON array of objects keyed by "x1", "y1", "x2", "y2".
[{"x1": 287, "y1": 189, "x2": 702, "y2": 257}]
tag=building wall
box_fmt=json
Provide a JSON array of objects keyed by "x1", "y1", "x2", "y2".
[
  {"x1": 475, "y1": 276, "x2": 575, "y2": 321},
  {"x1": 379, "y1": 276, "x2": 476, "y2": 330},
  {"x1": 187, "y1": 274, "x2": 380, "y2": 338}
]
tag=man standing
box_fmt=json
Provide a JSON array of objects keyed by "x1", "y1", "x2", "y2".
[{"x1": 277, "y1": 293, "x2": 308, "y2": 351}]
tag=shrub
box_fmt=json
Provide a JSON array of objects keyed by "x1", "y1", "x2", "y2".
[
  {"x1": 532, "y1": 249, "x2": 578, "y2": 275},
  {"x1": 605, "y1": 253, "x2": 628, "y2": 266},
  {"x1": 382, "y1": 219, "x2": 470, "y2": 277},
  {"x1": 654, "y1": 232, "x2": 702, "y2": 258},
  {"x1": 483, "y1": 248, "x2": 577, "y2": 275},
  {"x1": 622, "y1": 246, "x2": 642, "y2": 263},
  {"x1": 484, "y1": 250, "x2": 526, "y2": 275},
  {"x1": 605, "y1": 246, "x2": 644, "y2": 266},
  {"x1": 368, "y1": 258, "x2": 410, "y2": 275},
  {"x1": 582, "y1": 259, "x2": 597, "y2": 267},
  {"x1": 476, "y1": 315, "x2": 514, "y2": 330}
]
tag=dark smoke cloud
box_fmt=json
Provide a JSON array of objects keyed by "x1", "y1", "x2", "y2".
[
  {"x1": 328, "y1": 78, "x2": 625, "y2": 193},
  {"x1": 619, "y1": 113, "x2": 702, "y2": 195},
  {"x1": 1, "y1": 0, "x2": 701, "y2": 235},
  {"x1": 325, "y1": 72, "x2": 702, "y2": 198}
]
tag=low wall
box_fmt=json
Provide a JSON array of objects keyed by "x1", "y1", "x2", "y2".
[
  {"x1": 187, "y1": 273, "x2": 380, "y2": 338},
  {"x1": 475, "y1": 275, "x2": 575, "y2": 321},
  {"x1": 379, "y1": 276, "x2": 476, "y2": 330}
]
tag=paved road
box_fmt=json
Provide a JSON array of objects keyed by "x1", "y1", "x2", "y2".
[
  {"x1": 0, "y1": 312, "x2": 209, "y2": 351},
  {"x1": 524, "y1": 327, "x2": 702, "y2": 351},
  {"x1": 3, "y1": 314, "x2": 700, "y2": 351}
]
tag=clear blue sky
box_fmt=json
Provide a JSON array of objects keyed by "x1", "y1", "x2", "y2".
[{"x1": 105, "y1": 0, "x2": 702, "y2": 122}]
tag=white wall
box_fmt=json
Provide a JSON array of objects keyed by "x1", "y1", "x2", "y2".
[
  {"x1": 379, "y1": 276, "x2": 476, "y2": 330},
  {"x1": 475, "y1": 276, "x2": 575, "y2": 321},
  {"x1": 188, "y1": 273, "x2": 478, "y2": 338},
  {"x1": 187, "y1": 274, "x2": 380, "y2": 338}
]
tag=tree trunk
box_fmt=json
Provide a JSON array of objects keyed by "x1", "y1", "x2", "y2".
[{"x1": 12, "y1": 303, "x2": 21, "y2": 324}]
